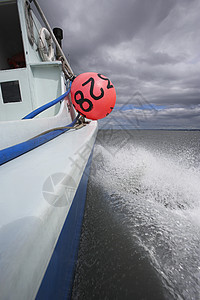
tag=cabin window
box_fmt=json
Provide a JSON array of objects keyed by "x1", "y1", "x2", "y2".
[
  {"x1": 1, "y1": 81, "x2": 22, "y2": 103},
  {"x1": 0, "y1": 1, "x2": 26, "y2": 70}
]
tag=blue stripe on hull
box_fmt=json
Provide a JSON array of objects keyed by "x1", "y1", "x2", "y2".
[{"x1": 36, "y1": 152, "x2": 93, "y2": 300}]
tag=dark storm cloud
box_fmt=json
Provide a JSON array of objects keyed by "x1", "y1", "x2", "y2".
[
  {"x1": 37, "y1": 0, "x2": 200, "y2": 128},
  {"x1": 137, "y1": 52, "x2": 186, "y2": 66},
  {"x1": 38, "y1": 0, "x2": 177, "y2": 63}
]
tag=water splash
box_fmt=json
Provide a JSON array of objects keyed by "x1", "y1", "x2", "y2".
[{"x1": 90, "y1": 139, "x2": 200, "y2": 300}]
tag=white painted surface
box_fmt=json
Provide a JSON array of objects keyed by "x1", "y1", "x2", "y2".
[
  {"x1": 0, "y1": 98, "x2": 72, "y2": 150},
  {"x1": 0, "y1": 120, "x2": 97, "y2": 300}
]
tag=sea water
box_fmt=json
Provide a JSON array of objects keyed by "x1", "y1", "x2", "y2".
[{"x1": 72, "y1": 130, "x2": 200, "y2": 300}]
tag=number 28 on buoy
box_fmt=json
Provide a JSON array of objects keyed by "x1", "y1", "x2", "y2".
[{"x1": 70, "y1": 72, "x2": 116, "y2": 120}]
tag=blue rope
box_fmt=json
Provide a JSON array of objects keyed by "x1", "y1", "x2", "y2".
[
  {"x1": 0, "y1": 116, "x2": 79, "y2": 166},
  {"x1": 22, "y1": 82, "x2": 72, "y2": 119}
]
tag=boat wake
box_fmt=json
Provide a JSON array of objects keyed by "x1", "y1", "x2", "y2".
[{"x1": 89, "y1": 141, "x2": 200, "y2": 300}]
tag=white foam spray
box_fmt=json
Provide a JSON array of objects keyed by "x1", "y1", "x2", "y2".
[{"x1": 91, "y1": 140, "x2": 200, "y2": 300}]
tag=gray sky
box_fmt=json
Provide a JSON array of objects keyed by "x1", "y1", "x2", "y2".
[{"x1": 38, "y1": 0, "x2": 200, "y2": 129}]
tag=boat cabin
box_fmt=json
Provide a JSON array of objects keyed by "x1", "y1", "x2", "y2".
[{"x1": 0, "y1": 0, "x2": 65, "y2": 121}]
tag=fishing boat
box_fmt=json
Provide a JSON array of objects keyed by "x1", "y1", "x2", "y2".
[{"x1": 0, "y1": 0, "x2": 101, "y2": 299}]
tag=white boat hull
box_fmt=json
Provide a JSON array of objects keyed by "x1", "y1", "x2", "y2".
[{"x1": 0, "y1": 121, "x2": 97, "y2": 299}]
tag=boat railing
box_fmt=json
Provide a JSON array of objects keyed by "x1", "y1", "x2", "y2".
[{"x1": 31, "y1": 0, "x2": 74, "y2": 80}]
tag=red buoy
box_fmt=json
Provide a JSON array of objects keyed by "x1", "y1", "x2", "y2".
[{"x1": 71, "y1": 72, "x2": 116, "y2": 120}]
